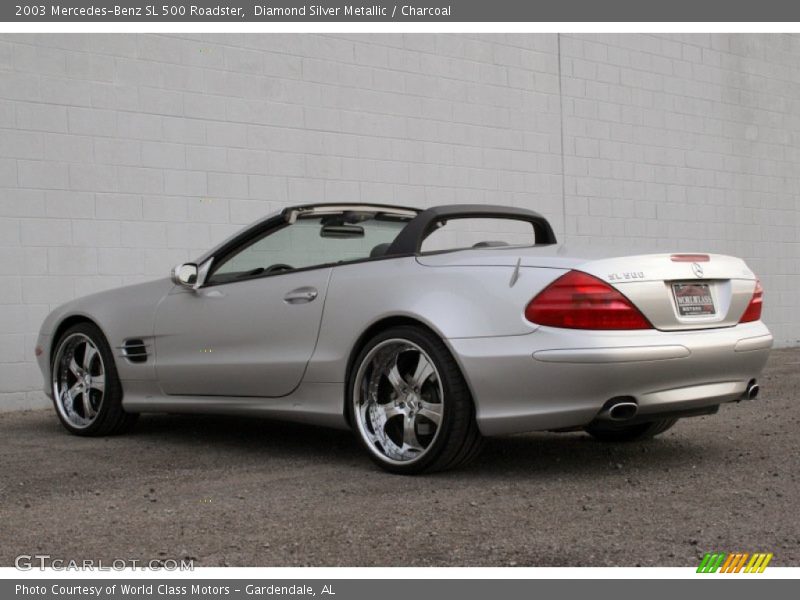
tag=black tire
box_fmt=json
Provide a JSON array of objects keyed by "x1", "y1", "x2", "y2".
[
  {"x1": 347, "y1": 325, "x2": 483, "y2": 474},
  {"x1": 50, "y1": 322, "x2": 138, "y2": 436},
  {"x1": 584, "y1": 418, "x2": 678, "y2": 442}
]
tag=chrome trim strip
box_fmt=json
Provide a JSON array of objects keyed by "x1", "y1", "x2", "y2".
[{"x1": 533, "y1": 344, "x2": 691, "y2": 364}]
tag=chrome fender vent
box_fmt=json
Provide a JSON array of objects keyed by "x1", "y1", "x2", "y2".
[{"x1": 120, "y1": 339, "x2": 150, "y2": 363}]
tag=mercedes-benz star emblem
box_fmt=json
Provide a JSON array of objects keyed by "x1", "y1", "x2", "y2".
[{"x1": 692, "y1": 262, "x2": 704, "y2": 278}]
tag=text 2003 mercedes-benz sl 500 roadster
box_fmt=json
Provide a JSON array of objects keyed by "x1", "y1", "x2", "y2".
[{"x1": 36, "y1": 203, "x2": 772, "y2": 473}]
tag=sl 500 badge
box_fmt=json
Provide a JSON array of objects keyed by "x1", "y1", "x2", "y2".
[{"x1": 607, "y1": 271, "x2": 645, "y2": 281}]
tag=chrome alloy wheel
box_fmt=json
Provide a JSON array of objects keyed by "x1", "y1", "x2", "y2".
[
  {"x1": 52, "y1": 333, "x2": 106, "y2": 429},
  {"x1": 353, "y1": 339, "x2": 444, "y2": 465}
]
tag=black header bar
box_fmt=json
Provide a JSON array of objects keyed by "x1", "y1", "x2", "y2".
[{"x1": 5, "y1": 0, "x2": 800, "y2": 22}]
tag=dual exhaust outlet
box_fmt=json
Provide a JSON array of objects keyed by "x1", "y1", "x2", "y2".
[
  {"x1": 597, "y1": 379, "x2": 760, "y2": 422},
  {"x1": 743, "y1": 379, "x2": 760, "y2": 401},
  {"x1": 597, "y1": 398, "x2": 639, "y2": 422}
]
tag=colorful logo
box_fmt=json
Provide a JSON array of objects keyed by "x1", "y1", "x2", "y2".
[{"x1": 697, "y1": 552, "x2": 773, "y2": 573}]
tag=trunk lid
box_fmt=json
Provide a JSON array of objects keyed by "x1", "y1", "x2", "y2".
[
  {"x1": 417, "y1": 247, "x2": 758, "y2": 331},
  {"x1": 577, "y1": 253, "x2": 757, "y2": 330}
]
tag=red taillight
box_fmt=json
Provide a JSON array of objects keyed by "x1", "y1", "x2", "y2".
[
  {"x1": 739, "y1": 279, "x2": 763, "y2": 323},
  {"x1": 670, "y1": 254, "x2": 710, "y2": 262},
  {"x1": 525, "y1": 270, "x2": 652, "y2": 330}
]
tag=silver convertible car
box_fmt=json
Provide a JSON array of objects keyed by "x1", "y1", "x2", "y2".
[{"x1": 36, "y1": 203, "x2": 773, "y2": 473}]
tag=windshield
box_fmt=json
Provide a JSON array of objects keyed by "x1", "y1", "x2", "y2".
[{"x1": 207, "y1": 213, "x2": 409, "y2": 284}]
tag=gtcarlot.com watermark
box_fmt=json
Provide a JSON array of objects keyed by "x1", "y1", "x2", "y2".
[{"x1": 15, "y1": 554, "x2": 194, "y2": 571}]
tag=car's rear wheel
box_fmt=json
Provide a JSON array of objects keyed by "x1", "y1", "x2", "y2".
[
  {"x1": 51, "y1": 322, "x2": 138, "y2": 436},
  {"x1": 584, "y1": 418, "x2": 678, "y2": 442},
  {"x1": 349, "y1": 326, "x2": 483, "y2": 474}
]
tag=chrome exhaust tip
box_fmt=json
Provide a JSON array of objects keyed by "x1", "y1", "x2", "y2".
[
  {"x1": 744, "y1": 380, "x2": 760, "y2": 401},
  {"x1": 597, "y1": 398, "x2": 639, "y2": 421}
]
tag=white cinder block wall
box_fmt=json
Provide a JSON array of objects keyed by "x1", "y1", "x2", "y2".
[{"x1": 1, "y1": 33, "x2": 798, "y2": 410}]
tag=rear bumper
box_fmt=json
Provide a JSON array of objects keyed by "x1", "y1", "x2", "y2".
[{"x1": 448, "y1": 321, "x2": 773, "y2": 436}]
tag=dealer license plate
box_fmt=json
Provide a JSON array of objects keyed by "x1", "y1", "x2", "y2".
[{"x1": 672, "y1": 282, "x2": 715, "y2": 316}]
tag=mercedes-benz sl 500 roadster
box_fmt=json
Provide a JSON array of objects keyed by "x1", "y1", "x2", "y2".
[{"x1": 36, "y1": 203, "x2": 772, "y2": 473}]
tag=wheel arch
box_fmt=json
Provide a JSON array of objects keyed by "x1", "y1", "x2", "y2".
[
  {"x1": 51, "y1": 314, "x2": 106, "y2": 365},
  {"x1": 342, "y1": 315, "x2": 474, "y2": 427}
]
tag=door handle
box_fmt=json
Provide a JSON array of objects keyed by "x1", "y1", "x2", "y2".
[{"x1": 283, "y1": 287, "x2": 318, "y2": 304}]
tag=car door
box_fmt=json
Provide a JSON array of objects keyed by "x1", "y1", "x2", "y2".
[
  {"x1": 153, "y1": 217, "x2": 336, "y2": 398},
  {"x1": 154, "y1": 268, "x2": 330, "y2": 397}
]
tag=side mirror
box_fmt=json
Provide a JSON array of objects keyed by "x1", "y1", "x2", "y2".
[{"x1": 171, "y1": 263, "x2": 199, "y2": 288}]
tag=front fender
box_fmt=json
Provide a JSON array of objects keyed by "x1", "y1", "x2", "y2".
[{"x1": 37, "y1": 278, "x2": 175, "y2": 394}]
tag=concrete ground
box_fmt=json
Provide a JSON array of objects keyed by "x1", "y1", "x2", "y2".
[{"x1": 1, "y1": 349, "x2": 798, "y2": 567}]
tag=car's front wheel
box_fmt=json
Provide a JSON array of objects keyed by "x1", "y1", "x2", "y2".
[
  {"x1": 51, "y1": 322, "x2": 138, "y2": 436},
  {"x1": 348, "y1": 326, "x2": 483, "y2": 474},
  {"x1": 584, "y1": 418, "x2": 678, "y2": 442}
]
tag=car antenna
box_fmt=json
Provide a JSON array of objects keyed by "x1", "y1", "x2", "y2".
[{"x1": 509, "y1": 257, "x2": 522, "y2": 287}]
